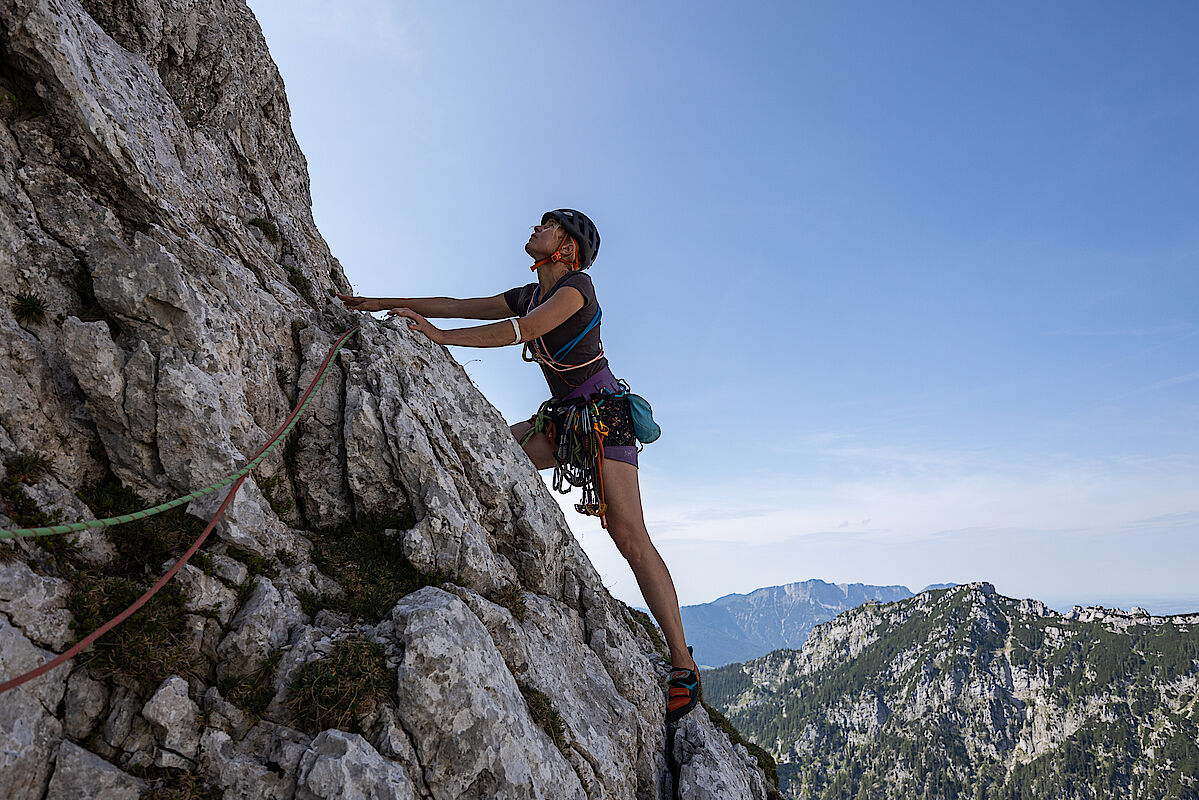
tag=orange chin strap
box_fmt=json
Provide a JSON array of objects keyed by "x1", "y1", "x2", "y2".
[{"x1": 530, "y1": 231, "x2": 581, "y2": 272}]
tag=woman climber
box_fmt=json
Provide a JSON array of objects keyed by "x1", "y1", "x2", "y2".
[{"x1": 336, "y1": 209, "x2": 699, "y2": 724}]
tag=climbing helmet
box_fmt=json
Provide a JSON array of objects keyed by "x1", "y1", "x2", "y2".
[{"x1": 542, "y1": 209, "x2": 600, "y2": 269}]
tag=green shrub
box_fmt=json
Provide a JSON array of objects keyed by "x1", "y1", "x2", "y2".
[{"x1": 287, "y1": 637, "x2": 391, "y2": 733}]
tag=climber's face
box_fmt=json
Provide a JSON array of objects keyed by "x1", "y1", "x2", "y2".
[{"x1": 525, "y1": 218, "x2": 564, "y2": 261}]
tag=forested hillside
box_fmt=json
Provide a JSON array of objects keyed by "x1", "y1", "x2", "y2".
[{"x1": 705, "y1": 584, "x2": 1199, "y2": 800}]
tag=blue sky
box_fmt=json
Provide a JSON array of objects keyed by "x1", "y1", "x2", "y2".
[{"x1": 246, "y1": 0, "x2": 1199, "y2": 613}]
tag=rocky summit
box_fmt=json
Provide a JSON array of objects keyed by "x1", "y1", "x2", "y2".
[
  {"x1": 681, "y1": 580, "x2": 915, "y2": 668},
  {"x1": 0, "y1": 1, "x2": 777, "y2": 797},
  {"x1": 705, "y1": 583, "x2": 1199, "y2": 800}
]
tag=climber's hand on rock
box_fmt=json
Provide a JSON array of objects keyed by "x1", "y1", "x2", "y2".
[
  {"x1": 336, "y1": 293, "x2": 379, "y2": 312},
  {"x1": 387, "y1": 308, "x2": 444, "y2": 344}
]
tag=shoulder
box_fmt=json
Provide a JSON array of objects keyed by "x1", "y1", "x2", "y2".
[
  {"x1": 560, "y1": 271, "x2": 597, "y2": 300},
  {"x1": 504, "y1": 282, "x2": 537, "y2": 314},
  {"x1": 561, "y1": 271, "x2": 594, "y2": 289}
]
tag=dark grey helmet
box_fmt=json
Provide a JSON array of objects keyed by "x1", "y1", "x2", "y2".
[{"x1": 542, "y1": 209, "x2": 600, "y2": 268}]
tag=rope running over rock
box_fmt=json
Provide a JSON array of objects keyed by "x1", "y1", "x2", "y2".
[{"x1": 0, "y1": 326, "x2": 360, "y2": 696}]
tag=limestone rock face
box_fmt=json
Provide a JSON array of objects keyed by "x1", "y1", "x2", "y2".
[
  {"x1": 45, "y1": 740, "x2": 144, "y2": 800},
  {"x1": 296, "y1": 730, "x2": 416, "y2": 800},
  {"x1": 142, "y1": 676, "x2": 201, "y2": 761},
  {"x1": 0, "y1": 615, "x2": 67, "y2": 800},
  {"x1": 0, "y1": 0, "x2": 771, "y2": 798},
  {"x1": 0, "y1": 560, "x2": 72, "y2": 650}
]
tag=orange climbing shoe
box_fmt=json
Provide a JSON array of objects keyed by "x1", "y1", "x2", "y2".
[{"x1": 666, "y1": 648, "x2": 699, "y2": 724}]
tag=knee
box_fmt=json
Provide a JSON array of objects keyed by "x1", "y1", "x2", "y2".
[{"x1": 608, "y1": 523, "x2": 647, "y2": 568}]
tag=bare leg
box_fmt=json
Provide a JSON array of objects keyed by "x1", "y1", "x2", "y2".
[
  {"x1": 509, "y1": 423, "x2": 694, "y2": 670},
  {"x1": 600, "y1": 460, "x2": 696, "y2": 671},
  {"x1": 510, "y1": 420, "x2": 556, "y2": 471}
]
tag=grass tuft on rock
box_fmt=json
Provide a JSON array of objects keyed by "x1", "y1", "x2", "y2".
[
  {"x1": 258, "y1": 473, "x2": 295, "y2": 518},
  {"x1": 78, "y1": 476, "x2": 205, "y2": 567},
  {"x1": 5, "y1": 453, "x2": 52, "y2": 484},
  {"x1": 225, "y1": 544, "x2": 274, "y2": 578},
  {"x1": 13, "y1": 291, "x2": 48, "y2": 326},
  {"x1": 67, "y1": 571, "x2": 200, "y2": 684},
  {"x1": 1, "y1": 453, "x2": 61, "y2": 529},
  {"x1": 246, "y1": 217, "x2": 279, "y2": 243},
  {"x1": 283, "y1": 265, "x2": 315, "y2": 305},
  {"x1": 286, "y1": 636, "x2": 391, "y2": 734},
  {"x1": 625, "y1": 605, "x2": 669, "y2": 660},
  {"x1": 304, "y1": 512, "x2": 450, "y2": 623},
  {"x1": 62, "y1": 474, "x2": 209, "y2": 685},
  {"x1": 139, "y1": 768, "x2": 222, "y2": 800},
  {"x1": 519, "y1": 682, "x2": 568, "y2": 753},
  {"x1": 490, "y1": 582, "x2": 528, "y2": 622},
  {"x1": 219, "y1": 651, "x2": 281, "y2": 718}
]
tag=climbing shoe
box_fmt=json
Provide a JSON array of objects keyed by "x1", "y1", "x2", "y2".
[{"x1": 666, "y1": 648, "x2": 699, "y2": 724}]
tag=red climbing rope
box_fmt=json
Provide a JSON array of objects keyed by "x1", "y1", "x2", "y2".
[{"x1": 0, "y1": 326, "x2": 360, "y2": 696}]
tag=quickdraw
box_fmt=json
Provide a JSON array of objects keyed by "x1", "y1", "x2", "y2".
[{"x1": 523, "y1": 395, "x2": 611, "y2": 527}]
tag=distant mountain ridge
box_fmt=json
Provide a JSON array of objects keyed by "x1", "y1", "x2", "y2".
[
  {"x1": 705, "y1": 583, "x2": 1199, "y2": 799},
  {"x1": 683, "y1": 579, "x2": 931, "y2": 667}
]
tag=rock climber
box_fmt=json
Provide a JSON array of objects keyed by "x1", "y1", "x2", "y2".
[{"x1": 336, "y1": 209, "x2": 699, "y2": 723}]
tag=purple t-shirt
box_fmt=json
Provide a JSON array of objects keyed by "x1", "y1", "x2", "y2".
[{"x1": 505, "y1": 272, "x2": 608, "y2": 398}]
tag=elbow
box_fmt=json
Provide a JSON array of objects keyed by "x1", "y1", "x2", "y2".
[{"x1": 518, "y1": 319, "x2": 546, "y2": 341}]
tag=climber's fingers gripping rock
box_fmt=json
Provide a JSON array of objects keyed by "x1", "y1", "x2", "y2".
[
  {"x1": 387, "y1": 308, "x2": 445, "y2": 344},
  {"x1": 335, "y1": 292, "x2": 380, "y2": 312}
]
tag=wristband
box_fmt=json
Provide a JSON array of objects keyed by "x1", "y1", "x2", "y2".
[{"x1": 509, "y1": 318, "x2": 522, "y2": 345}]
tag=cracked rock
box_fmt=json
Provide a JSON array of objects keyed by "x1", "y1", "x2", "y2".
[
  {"x1": 295, "y1": 730, "x2": 415, "y2": 800},
  {"x1": 45, "y1": 740, "x2": 144, "y2": 800},
  {"x1": 142, "y1": 675, "x2": 200, "y2": 760}
]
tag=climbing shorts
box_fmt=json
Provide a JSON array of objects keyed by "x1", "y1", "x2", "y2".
[{"x1": 528, "y1": 393, "x2": 638, "y2": 468}]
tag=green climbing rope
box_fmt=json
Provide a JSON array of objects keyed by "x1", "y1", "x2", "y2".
[{"x1": 0, "y1": 327, "x2": 360, "y2": 541}]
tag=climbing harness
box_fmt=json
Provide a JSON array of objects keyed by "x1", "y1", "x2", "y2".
[
  {"x1": 523, "y1": 395, "x2": 611, "y2": 525},
  {"x1": 0, "y1": 326, "x2": 361, "y2": 696}
]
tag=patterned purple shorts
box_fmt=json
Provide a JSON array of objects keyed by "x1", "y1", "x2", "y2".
[{"x1": 532, "y1": 366, "x2": 638, "y2": 468}]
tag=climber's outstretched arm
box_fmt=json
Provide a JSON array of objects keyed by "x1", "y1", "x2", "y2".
[
  {"x1": 387, "y1": 287, "x2": 584, "y2": 348},
  {"x1": 337, "y1": 293, "x2": 510, "y2": 319}
]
